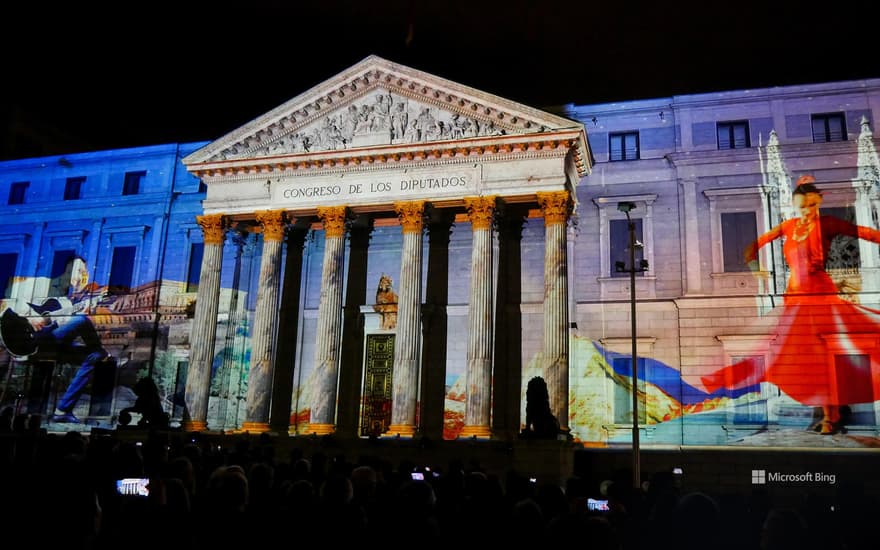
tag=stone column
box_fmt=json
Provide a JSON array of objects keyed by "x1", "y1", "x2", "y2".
[
  {"x1": 270, "y1": 226, "x2": 308, "y2": 433},
  {"x1": 307, "y1": 206, "x2": 348, "y2": 435},
  {"x1": 460, "y1": 196, "x2": 496, "y2": 438},
  {"x1": 537, "y1": 191, "x2": 570, "y2": 431},
  {"x1": 336, "y1": 219, "x2": 373, "y2": 437},
  {"x1": 241, "y1": 210, "x2": 287, "y2": 433},
  {"x1": 217, "y1": 229, "x2": 251, "y2": 429},
  {"x1": 183, "y1": 213, "x2": 226, "y2": 432},
  {"x1": 387, "y1": 200, "x2": 425, "y2": 437},
  {"x1": 492, "y1": 207, "x2": 525, "y2": 440},
  {"x1": 420, "y1": 212, "x2": 454, "y2": 441}
]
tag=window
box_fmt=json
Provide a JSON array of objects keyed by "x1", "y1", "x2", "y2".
[
  {"x1": 0, "y1": 252, "x2": 18, "y2": 298},
  {"x1": 108, "y1": 246, "x2": 136, "y2": 294},
  {"x1": 728, "y1": 355, "x2": 768, "y2": 423},
  {"x1": 717, "y1": 121, "x2": 750, "y2": 149},
  {"x1": 186, "y1": 242, "x2": 204, "y2": 293},
  {"x1": 64, "y1": 177, "x2": 85, "y2": 200},
  {"x1": 48, "y1": 250, "x2": 77, "y2": 297},
  {"x1": 612, "y1": 357, "x2": 646, "y2": 424},
  {"x1": 811, "y1": 113, "x2": 847, "y2": 143},
  {"x1": 8, "y1": 182, "x2": 28, "y2": 205},
  {"x1": 716, "y1": 335, "x2": 779, "y2": 427},
  {"x1": 594, "y1": 194, "x2": 657, "y2": 299},
  {"x1": 721, "y1": 212, "x2": 758, "y2": 272},
  {"x1": 704, "y1": 188, "x2": 769, "y2": 293},
  {"x1": 609, "y1": 132, "x2": 639, "y2": 161},
  {"x1": 823, "y1": 206, "x2": 860, "y2": 271},
  {"x1": 610, "y1": 218, "x2": 644, "y2": 278},
  {"x1": 123, "y1": 171, "x2": 145, "y2": 195},
  {"x1": 834, "y1": 354, "x2": 874, "y2": 404}
]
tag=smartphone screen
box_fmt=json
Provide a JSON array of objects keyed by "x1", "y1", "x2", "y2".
[
  {"x1": 411, "y1": 472, "x2": 424, "y2": 481},
  {"x1": 116, "y1": 478, "x2": 150, "y2": 497},
  {"x1": 587, "y1": 498, "x2": 609, "y2": 512}
]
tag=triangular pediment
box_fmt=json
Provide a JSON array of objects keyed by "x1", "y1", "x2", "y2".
[{"x1": 184, "y1": 55, "x2": 585, "y2": 165}]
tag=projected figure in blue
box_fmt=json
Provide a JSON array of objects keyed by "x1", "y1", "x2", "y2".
[{"x1": 0, "y1": 256, "x2": 115, "y2": 423}]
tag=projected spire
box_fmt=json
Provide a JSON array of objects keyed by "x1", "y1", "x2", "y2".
[
  {"x1": 765, "y1": 130, "x2": 793, "y2": 220},
  {"x1": 857, "y1": 116, "x2": 880, "y2": 186}
]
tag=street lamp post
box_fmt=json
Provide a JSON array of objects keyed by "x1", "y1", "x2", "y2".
[{"x1": 615, "y1": 201, "x2": 648, "y2": 491}]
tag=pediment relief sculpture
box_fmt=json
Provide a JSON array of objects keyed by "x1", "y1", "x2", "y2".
[
  {"x1": 214, "y1": 90, "x2": 524, "y2": 161},
  {"x1": 185, "y1": 56, "x2": 591, "y2": 177}
]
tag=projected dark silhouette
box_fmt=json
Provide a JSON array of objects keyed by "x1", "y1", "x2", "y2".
[{"x1": 521, "y1": 376, "x2": 560, "y2": 439}]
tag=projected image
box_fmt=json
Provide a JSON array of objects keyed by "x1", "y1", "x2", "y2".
[
  {"x1": 701, "y1": 176, "x2": 880, "y2": 436},
  {"x1": 539, "y1": 175, "x2": 880, "y2": 448},
  {"x1": 0, "y1": 247, "x2": 216, "y2": 432},
  {"x1": 0, "y1": 255, "x2": 123, "y2": 428}
]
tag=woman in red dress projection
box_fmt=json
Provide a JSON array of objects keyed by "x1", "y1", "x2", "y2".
[{"x1": 702, "y1": 176, "x2": 880, "y2": 434}]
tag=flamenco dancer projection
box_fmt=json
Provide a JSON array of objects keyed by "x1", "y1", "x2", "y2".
[
  {"x1": 0, "y1": 256, "x2": 115, "y2": 423},
  {"x1": 702, "y1": 176, "x2": 880, "y2": 435}
]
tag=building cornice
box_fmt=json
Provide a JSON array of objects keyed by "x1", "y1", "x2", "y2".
[{"x1": 190, "y1": 130, "x2": 585, "y2": 180}]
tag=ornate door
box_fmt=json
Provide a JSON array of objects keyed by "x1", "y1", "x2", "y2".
[{"x1": 360, "y1": 334, "x2": 394, "y2": 436}]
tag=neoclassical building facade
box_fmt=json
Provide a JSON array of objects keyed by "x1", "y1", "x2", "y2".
[
  {"x1": 2, "y1": 57, "x2": 879, "y2": 449},
  {"x1": 180, "y1": 56, "x2": 591, "y2": 438}
]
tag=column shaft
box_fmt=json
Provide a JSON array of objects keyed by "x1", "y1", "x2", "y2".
[
  {"x1": 242, "y1": 210, "x2": 286, "y2": 432},
  {"x1": 183, "y1": 213, "x2": 226, "y2": 431},
  {"x1": 420, "y1": 215, "x2": 453, "y2": 441},
  {"x1": 461, "y1": 196, "x2": 496, "y2": 438},
  {"x1": 336, "y1": 222, "x2": 372, "y2": 437},
  {"x1": 537, "y1": 191, "x2": 570, "y2": 431},
  {"x1": 388, "y1": 201, "x2": 425, "y2": 436},
  {"x1": 308, "y1": 206, "x2": 348, "y2": 434}
]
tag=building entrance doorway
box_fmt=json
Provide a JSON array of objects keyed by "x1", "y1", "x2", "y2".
[{"x1": 360, "y1": 334, "x2": 394, "y2": 436}]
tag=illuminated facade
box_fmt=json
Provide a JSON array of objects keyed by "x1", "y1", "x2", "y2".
[
  {"x1": 562, "y1": 79, "x2": 880, "y2": 445},
  {"x1": 2, "y1": 58, "x2": 879, "y2": 448},
  {"x1": 0, "y1": 142, "x2": 209, "y2": 428}
]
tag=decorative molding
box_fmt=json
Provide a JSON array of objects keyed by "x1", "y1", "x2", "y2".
[
  {"x1": 317, "y1": 205, "x2": 348, "y2": 238},
  {"x1": 196, "y1": 213, "x2": 227, "y2": 245},
  {"x1": 385, "y1": 423, "x2": 416, "y2": 437},
  {"x1": 536, "y1": 190, "x2": 571, "y2": 226},
  {"x1": 192, "y1": 135, "x2": 578, "y2": 179},
  {"x1": 463, "y1": 195, "x2": 496, "y2": 230},
  {"x1": 254, "y1": 209, "x2": 287, "y2": 242},
  {"x1": 307, "y1": 423, "x2": 335, "y2": 435},
  {"x1": 239, "y1": 421, "x2": 271, "y2": 434},
  {"x1": 181, "y1": 420, "x2": 207, "y2": 432},
  {"x1": 459, "y1": 425, "x2": 492, "y2": 438},
  {"x1": 394, "y1": 200, "x2": 426, "y2": 233}
]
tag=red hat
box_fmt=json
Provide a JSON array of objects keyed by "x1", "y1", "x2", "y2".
[{"x1": 796, "y1": 175, "x2": 816, "y2": 186}]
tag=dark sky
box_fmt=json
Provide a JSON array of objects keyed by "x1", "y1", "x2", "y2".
[{"x1": 1, "y1": 1, "x2": 875, "y2": 160}]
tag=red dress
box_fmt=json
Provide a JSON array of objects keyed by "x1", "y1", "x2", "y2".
[{"x1": 702, "y1": 215, "x2": 880, "y2": 406}]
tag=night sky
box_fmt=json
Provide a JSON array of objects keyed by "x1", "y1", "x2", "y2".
[{"x1": 1, "y1": 1, "x2": 874, "y2": 160}]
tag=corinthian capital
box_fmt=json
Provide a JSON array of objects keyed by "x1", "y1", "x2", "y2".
[
  {"x1": 255, "y1": 210, "x2": 287, "y2": 242},
  {"x1": 394, "y1": 200, "x2": 426, "y2": 234},
  {"x1": 463, "y1": 195, "x2": 497, "y2": 231},
  {"x1": 317, "y1": 206, "x2": 348, "y2": 238},
  {"x1": 536, "y1": 191, "x2": 571, "y2": 226},
  {"x1": 196, "y1": 213, "x2": 227, "y2": 245}
]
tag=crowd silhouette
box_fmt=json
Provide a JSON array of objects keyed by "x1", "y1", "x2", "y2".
[{"x1": 0, "y1": 412, "x2": 874, "y2": 549}]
